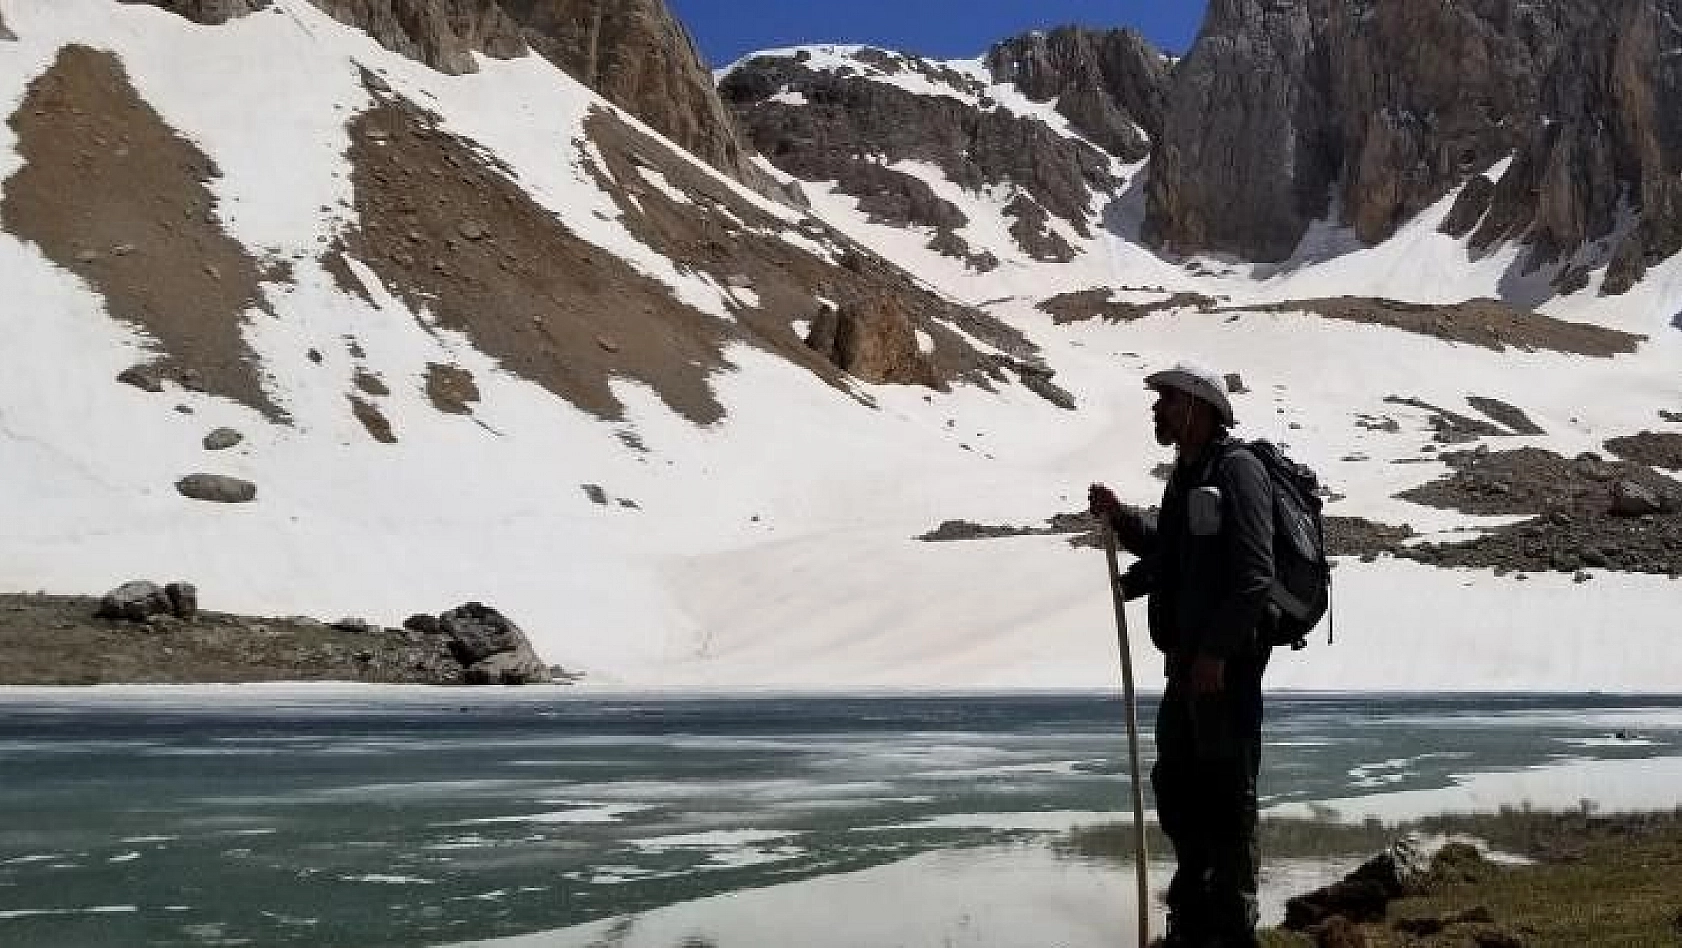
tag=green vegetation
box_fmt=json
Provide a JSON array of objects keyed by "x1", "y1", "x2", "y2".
[{"x1": 1063, "y1": 808, "x2": 1682, "y2": 947}]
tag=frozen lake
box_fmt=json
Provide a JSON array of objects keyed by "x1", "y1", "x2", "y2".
[{"x1": 1, "y1": 690, "x2": 1680, "y2": 947}]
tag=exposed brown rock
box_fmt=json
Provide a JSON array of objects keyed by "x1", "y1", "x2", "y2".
[
  {"x1": 1325, "y1": 517, "x2": 1415, "y2": 559},
  {"x1": 424, "y1": 362, "x2": 480, "y2": 415},
  {"x1": 0, "y1": 8, "x2": 15, "y2": 40},
  {"x1": 176, "y1": 473, "x2": 258, "y2": 503},
  {"x1": 117, "y1": 0, "x2": 271, "y2": 24},
  {"x1": 1003, "y1": 194, "x2": 1077, "y2": 262},
  {"x1": 804, "y1": 295, "x2": 941, "y2": 388},
  {"x1": 721, "y1": 53, "x2": 1115, "y2": 238},
  {"x1": 1234, "y1": 297, "x2": 1642, "y2": 357},
  {"x1": 307, "y1": 0, "x2": 527, "y2": 75},
  {"x1": 1605, "y1": 431, "x2": 1682, "y2": 470},
  {"x1": 985, "y1": 26, "x2": 1168, "y2": 160},
  {"x1": 1145, "y1": 0, "x2": 1682, "y2": 296},
  {"x1": 1037, "y1": 288, "x2": 1217, "y2": 324},
  {"x1": 924, "y1": 229, "x2": 1000, "y2": 272},
  {"x1": 1, "y1": 46, "x2": 283, "y2": 419},
  {"x1": 349, "y1": 393, "x2": 397, "y2": 442},
  {"x1": 1441, "y1": 175, "x2": 1497, "y2": 238},
  {"x1": 1396, "y1": 447, "x2": 1682, "y2": 575},
  {"x1": 1466, "y1": 396, "x2": 1545, "y2": 436},
  {"x1": 1143, "y1": 0, "x2": 1330, "y2": 261},
  {"x1": 322, "y1": 248, "x2": 375, "y2": 305},
  {"x1": 353, "y1": 368, "x2": 391, "y2": 397}
]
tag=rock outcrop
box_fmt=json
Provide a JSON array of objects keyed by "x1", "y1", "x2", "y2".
[
  {"x1": 1145, "y1": 0, "x2": 1682, "y2": 294},
  {"x1": 96, "y1": 581, "x2": 176, "y2": 622},
  {"x1": 303, "y1": 0, "x2": 527, "y2": 75},
  {"x1": 804, "y1": 296, "x2": 943, "y2": 388},
  {"x1": 118, "y1": 0, "x2": 272, "y2": 24},
  {"x1": 721, "y1": 52, "x2": 1117, "y2": 258},
  {"x1": 985, "y1": 26, "x2": 1169, "y2": 160}
]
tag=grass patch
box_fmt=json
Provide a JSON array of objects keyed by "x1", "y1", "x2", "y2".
[{"x1": 1061, "y1": 808, "x2": 1682, "y2": 945}]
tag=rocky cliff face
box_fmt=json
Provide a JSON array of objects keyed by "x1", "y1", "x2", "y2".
[
  {"x1": 720, "y1": 50, "x2": 1119, "y2": 264},
  {"x1": 499, "y1": 0, "x2": 750, "y2": 180},
  {"x1": 309, "y1": 0, "x2": 528, "y2": 75},
  {"x1": 984, "y1": 26, "x2": 1169, "y2": 161},
  {"x1": 1146, "y1": 0, "x2": 1682, "y2": 295}
]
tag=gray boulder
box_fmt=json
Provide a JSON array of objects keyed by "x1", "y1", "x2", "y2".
[
  {"x1": 463, "y1": 650, "x2": 550, "y2": 685},
  {"x1": 176, "y1": 474, "x2": 257, "y2": 503},
  {"x1": 97, "y1": 581, "x2": 173, "y2": 622},
  {"x1": 438, "y1": 602, "x2": 546, "y2": 684},
  {"x1": 202, "y1": 427, "x2": 243, "y2": 451},
  {"x1": 1610, "y1": 479, "x2": 1664, "y2": 517},
  {"x1": 117, "y1": 364, "x2": 164, "y2": 393},
  {"x1": 164, "y1": 582, "x2": 198, "y2": 620}
]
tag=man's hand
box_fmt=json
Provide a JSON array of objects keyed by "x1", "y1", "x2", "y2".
[
  {"x1": 1190, "y1": 654, "x2": 1226, "y2": 695},
  {"x1": 1088, "y1": 483, "x2": 1123, "y2": 523}
]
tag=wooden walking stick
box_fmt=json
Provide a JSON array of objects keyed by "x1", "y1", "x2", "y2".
[{"x1": 1101, "y1": 523, "x2": 1152, "y2": 948}]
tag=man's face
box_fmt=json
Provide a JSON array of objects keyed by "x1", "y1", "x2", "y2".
[{"x1": 1151, "y1": 388, "x2": 1182, "y2": 447}]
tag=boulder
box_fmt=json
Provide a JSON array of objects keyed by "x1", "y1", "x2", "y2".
[
  {"x1": 403, "y1": 613, "x2": 441, "y2": 636},
  {"x1": 805, "y1": 295, "x2": 940, "y2": 387},
  {"x1": 202, "y1": 427, "x2": 243, "y2": 451},
  {"x1": 463, "y1": 649, "x2": 550, "y2": 685},
  {"x1": 437, "y1": 602, "x2": 544, "y2": 685},
  {"x1": 176, "y1": 474, "x2": 257, "y2": 503},
  {"x1": 96, "y1": 581, "x2": 173, "y2": 622},
  {"x1": 1285, "y1": 836, "x2": 1434, "y2": 929},
  {"x1": 117, "y1": 364, "x2": 164, "y2": 393},
  {"x1": 440, "y1": 602, "x2": 520, "y2": 664},
  {"x1": 165, "y1": 581, "x2": 198, "y2": 620},
  {"x1": 1610, "y1": 479, "x2": 1664, "y2": 516}
]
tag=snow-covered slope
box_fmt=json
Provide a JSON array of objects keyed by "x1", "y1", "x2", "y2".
[{"x1": 1, "y1": 7, "x2": 1680, "y2": 691}]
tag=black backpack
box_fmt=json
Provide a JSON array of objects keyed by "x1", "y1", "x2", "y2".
[{"x1": 1230, "y1": 440, "x2": 1332, "y2": 650}]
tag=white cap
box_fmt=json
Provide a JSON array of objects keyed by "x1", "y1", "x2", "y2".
[{"x1": 1145, "y1": 362, "x2": 1235, "y2": 427}]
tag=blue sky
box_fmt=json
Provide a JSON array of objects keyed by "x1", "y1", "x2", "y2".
[{"x1": 665, "y1": 1, "x2": 1209, "y2": 69}]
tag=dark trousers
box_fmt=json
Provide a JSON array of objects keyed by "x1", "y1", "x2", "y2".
[{"x1": 1152, "y1": 651, "x2": 1268, "y2": 943}]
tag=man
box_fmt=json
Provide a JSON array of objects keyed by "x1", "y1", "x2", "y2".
[{"x1": 1089, "y1": 363, "x2": 1276, "y2": 948}]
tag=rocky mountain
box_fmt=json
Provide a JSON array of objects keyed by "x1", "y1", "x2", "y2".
[
  {"x1": 983, "y1": 26, "x2": 1168, "y2": 161},
  {"x1": 726, "y1": 2, "x2": 1682, "y2": 306},
  {"x1": 719, "y1": 34, "x2": 1169, "y2": 271},
  {"x1": 1146, "y1": 0, "x2": 1682, "y2": 295}
]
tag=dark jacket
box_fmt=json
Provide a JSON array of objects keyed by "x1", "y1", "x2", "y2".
[{"x1": 1114, "y1": 435, "x2": 1276, "y2": 671}]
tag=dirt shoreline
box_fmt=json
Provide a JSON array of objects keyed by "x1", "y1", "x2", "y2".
[{"x1": 0, "y1": 592, "x2": 566, "y2": 686}]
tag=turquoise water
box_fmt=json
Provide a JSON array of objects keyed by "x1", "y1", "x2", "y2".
[{"x1": 1, "y1": 691, "x2": 1679, "y2": 947}]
